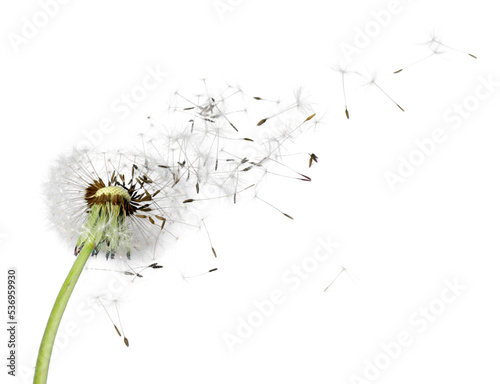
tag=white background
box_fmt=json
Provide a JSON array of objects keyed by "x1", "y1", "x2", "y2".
[{"x1": 1, "y1": 0, "x2": 500, "y2": 383}]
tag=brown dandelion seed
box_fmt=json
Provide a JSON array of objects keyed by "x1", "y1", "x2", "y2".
[
  {"x1": 304, "y1": 113, "x2": 316, "y2": 122},
  {"x1": 335, "y1": 68, "x2": 351, "y2": 119},
  {"x1": 370, "y1": 80, "x2": 404, "y2": 112},
  {"x1": 253, "y1": 96, "x2": 279, "y2": 103},
  {"x1": 256, "y1": 197, "x2": 294, "y2": 220},
  {"x1": 299, "y1": 173, "x2": 312, "y2": 182},
  {"x1": 393, "y1": 49, "x2": 442, "y2": 74},
  {"x1": 149, "y1": 263, "x2": 163, "y2": 269},
  {"x1": 97, "y1": 297, "x2": 121, "y2": 337},
  {"x1": 308, "y1": 153, "x2": 318, "y2": 168},
  {"x1": 430, "y1": 38, "x2": 477, "y2": 60},
  {"x1": 155, "y1": 215, "x2": 166, "y2": 229},
  {"x1": 115, "y1": 302, "x2": 129, "y2": 347},
  {"x1": 183, "y1": 268, "x2": 218, "y2": 279}
]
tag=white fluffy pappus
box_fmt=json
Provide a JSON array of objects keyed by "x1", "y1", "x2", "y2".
[{"x1": 44, "y1": 148, "x2": 192, "y2": 261}]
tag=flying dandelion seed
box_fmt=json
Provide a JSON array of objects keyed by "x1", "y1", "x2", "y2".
[
  {"x1": 364, "y1": 73, "x2": 405, "y2": 112},
  {"x1": 324, "y1": 266, "x2": 346, "y2": 292},
  {"x1": 425, "y1": 31, "x2": 477, "y2": 59},
  {"x1": 181, "y1": 267, "x2": 218, "y2": 281},
  {"x1": 97, "y1": 296, "x2": 122, "y2": 337},
  {"x1": 202, "y1": 219, "x2": 217, "y2": 258},
  {"x1": 255, "y1": 87, "x2": 312, "y2": 126},
  {"x1": 308, "y1": 153, "x2": 319, "y2": 168},
  {"x1": 331, "y1": 64, "x2": 356, "y2": 119},
  {"x1": 115, "y1": 301, "x2": 129, "y2": 347},
  {"x1": 253, "y1": 95, "x2": 280, "y2": 103},
  {"x1": 393, "y1": 46, "x2": 444, "y2": 74},
  {"x1": 85, "y1": 262, "x2": 162, "y2": 279}
]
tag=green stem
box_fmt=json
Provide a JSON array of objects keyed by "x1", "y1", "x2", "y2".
[{"x1": 33, "y1": 241, "x2": 94, "y2": 384}]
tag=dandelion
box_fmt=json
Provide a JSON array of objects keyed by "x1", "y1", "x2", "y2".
[
  {"x1": 34, "y1": 148, "x2": 178, "y2": 384},
  {"x1": 34, "y1": 81, "x2": 321, "y2": 384}
]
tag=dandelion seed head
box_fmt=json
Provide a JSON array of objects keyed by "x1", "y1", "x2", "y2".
[{"x1": 45, "y1": 148, "x2": 181, "y2": 260}]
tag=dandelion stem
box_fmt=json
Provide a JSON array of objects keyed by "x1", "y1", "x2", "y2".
[{"x1": 33, "y1": 240, "x2": 94, "y2": 384}]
